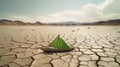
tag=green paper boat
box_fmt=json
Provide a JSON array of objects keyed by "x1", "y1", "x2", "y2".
[{"x1": 41, "y1": 35, "x2": 73, "y2": 52}]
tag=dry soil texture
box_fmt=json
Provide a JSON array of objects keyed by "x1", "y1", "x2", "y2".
[{"x1": 0, "y1": 26, "x2": 120, "y2": 67}]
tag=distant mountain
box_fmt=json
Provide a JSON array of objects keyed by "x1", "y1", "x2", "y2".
[
  {"x1": 33, "y1": 21, "x2": 44, "y2": 25},
  {"x1": 92, "y1": 19, "x2": 120, "y2": 25},
  {"x1": 49, "y1": 19, "x2": 120, "y2": 25},
  {"x1": 0, "y1": 19, "x2": 120, "y2": 25},
  {"x1": 48, "y1": 21, "x2": 81, "y2": 25},
  {"x1": 0, "y1": 19, "x2": 44, "y2": 25},
  {"x1": 0, "y1": 19, "x2": 13, "y2": 22}
]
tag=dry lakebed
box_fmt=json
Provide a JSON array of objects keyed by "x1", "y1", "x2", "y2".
[{"x1": 0, "y1": 26, "x2": 120, "y2": 67}]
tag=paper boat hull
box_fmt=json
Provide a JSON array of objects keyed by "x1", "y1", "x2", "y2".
[{"x1": 40, "y1": 47, "x2": 73, "y2": 52}]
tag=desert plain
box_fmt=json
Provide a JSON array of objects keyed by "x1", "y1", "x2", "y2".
[{"x1": 0, "y1": 26, "x2": 120, "y2": 67}]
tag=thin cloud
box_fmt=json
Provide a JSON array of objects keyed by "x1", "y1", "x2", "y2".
[
  {"x1": 10, "y1": 16, "x2": 34, "y2": 22},
  {"x1": 99, "y1": 0, "x2": 113, "y2": 10}
]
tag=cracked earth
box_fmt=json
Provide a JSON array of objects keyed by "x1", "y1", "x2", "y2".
[{"x1": 0, "y1": 26, "x2": 120, "y2": 67}]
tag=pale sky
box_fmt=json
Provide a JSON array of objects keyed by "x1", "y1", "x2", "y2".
[{"x1": 0, "y1": 0, "x2": 120, "y2": 23}]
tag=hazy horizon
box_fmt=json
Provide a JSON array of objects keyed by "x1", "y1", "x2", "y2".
[{"x1": 0, "y1": 0, "x2": 120, "y2": 23}]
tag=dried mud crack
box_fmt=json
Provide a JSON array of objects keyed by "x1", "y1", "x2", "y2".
[{"x1": 0, "y1": 26, "x2": 120, "y2": 67}]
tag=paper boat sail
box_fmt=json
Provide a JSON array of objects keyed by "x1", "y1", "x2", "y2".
[
  {"x1": 49, "y1": 35, "x2": 71, "y2": 50},
  {"x1": 41, "y1": 35, "x2": 73, "y2": 52}
]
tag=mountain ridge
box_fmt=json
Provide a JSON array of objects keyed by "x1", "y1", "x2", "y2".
[{"x1": 0, "y1": 19, "x2": 120, "y2": 25}]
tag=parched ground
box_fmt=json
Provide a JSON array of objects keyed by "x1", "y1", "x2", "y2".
[{"x1": 0, "y1": 26, "x2": 120, "y2": 67}]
